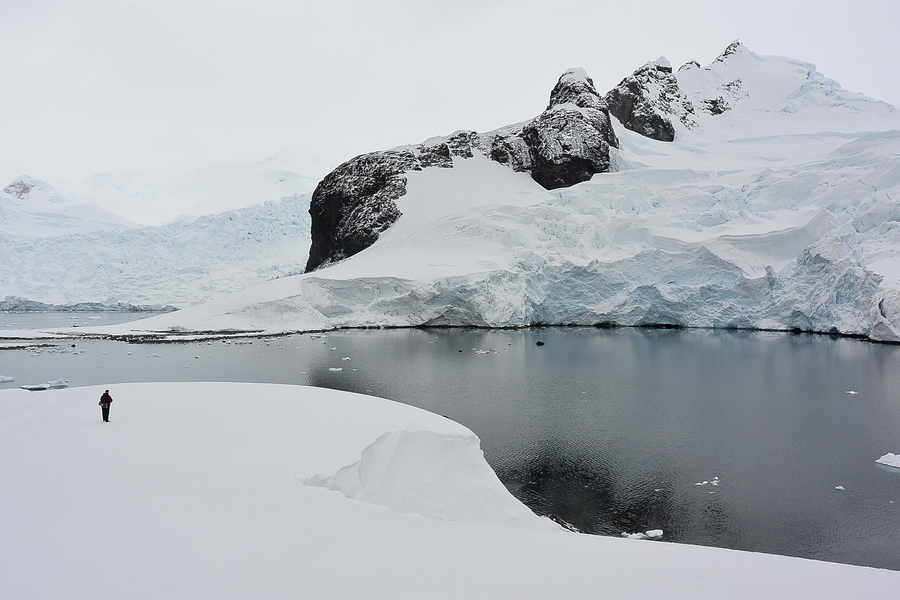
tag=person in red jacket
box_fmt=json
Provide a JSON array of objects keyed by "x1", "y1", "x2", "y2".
[{"x1": 99, "y1": 389, "x2": 113, "y2": 422}]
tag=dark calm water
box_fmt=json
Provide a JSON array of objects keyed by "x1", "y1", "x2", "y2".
[{"x1": 2, "y1": 320, "x2": 900, "y2": 570}]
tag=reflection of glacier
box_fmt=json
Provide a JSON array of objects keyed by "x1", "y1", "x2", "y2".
[{"x1": 62, "y1": 45, "x2": 900, "y2": 342}]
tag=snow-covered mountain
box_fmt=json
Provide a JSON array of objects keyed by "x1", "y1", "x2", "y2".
[
  {"x1": 1, "y1": 175, "x2": 138, "y2": 238},
  {"x1": 28, "y1": 42, "x2": 900, "y2": 342}
]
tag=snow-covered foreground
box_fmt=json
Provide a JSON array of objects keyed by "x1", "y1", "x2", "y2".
[
  {"x1": 57, "y1": 44, "x2": 900, "y2": 343},
  {"x1": 1, "y1": 383, "x2": 897, "y2": 599}
]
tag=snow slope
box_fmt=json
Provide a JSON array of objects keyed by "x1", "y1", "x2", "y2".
[
  {"x1": 18, "y1": 43, "x2": 900, "y2": 341},
  {"x1": 1, "y1": 382, "x2": 896, "y2": 599},
  {"x1": 0, "y1": 175, "x2": 137, "y2": 238}
]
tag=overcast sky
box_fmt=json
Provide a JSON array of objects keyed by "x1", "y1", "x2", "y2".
[{"x1": 2, "y1": 0, "x2": 898, "y2": 184}]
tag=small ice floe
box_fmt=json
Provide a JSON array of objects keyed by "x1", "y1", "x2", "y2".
[
  {"x1": 342, "y1": 357, "x2": 351, "y2": 361},
  {"x1": 876, "y1": 453, "x2": 900, "y2": 469},
  {"x1": 328, "y1": 367, "x2": 342, "y2": 372},
  {"x1": 835, "y1": 486, "x2": 845, "y2": 490},
  {"x1": 21, "y1": 378, "x2": 69, "y2": 391},
  {"x1": 846, "y1": 391, "x2": 859, "y2": 395},
  {"x1": 0, "y1": 375, "x2": 15, "y2": 383},
  {"x1": 694, "y1": 476, "x2": 720, "y2": 487},
  {"x1": 330, "y1": 347, "x2": 336, "y2": 351},
  {"x1": 622, "y1": 529, "x2": 663, "y2": 540},
  {"x1": 194, "y1": 356, "x2": 201, "y2": 359}
]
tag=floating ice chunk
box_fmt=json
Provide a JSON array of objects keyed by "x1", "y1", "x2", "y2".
[
  {"x1": 20, "y1": 378, "x2": 68, "y2": 391},
  {"x1": 835, "y1": 486, "x2": 845, "y2": 490},
  {"x1": 330, "y1": 347, "x2": 336, "y2": 351},
  {"x1": 876, "y1": 453, "x2": 900, "y2": 469},
  {"x1": 0, "y1": 375, "x2": 14, "y2": 383},
  {"x1": 694, "y1": 476, "x2": 720, "y2": 486},
  {"x1": 846, "y1": 391, "x2": 859, "y2": 395},
  {"x1": 622, "y1": 529, "x2": 664, "y2": 540},
  {"x1": 328, "y1": 367, "x2": 342, "y2": 372}
]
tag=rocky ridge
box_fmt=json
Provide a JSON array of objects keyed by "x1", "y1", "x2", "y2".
[
  {"x1": 603, "y1": 58, "x2": 698, "y2": 142},
  {"x1": 305, "y1": 68, "x2": 621, "y2": 271}
]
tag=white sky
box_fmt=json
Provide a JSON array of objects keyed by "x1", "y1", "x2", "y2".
[{"x1": 2, "y1": 0, "x2": 898, "y2": 184}]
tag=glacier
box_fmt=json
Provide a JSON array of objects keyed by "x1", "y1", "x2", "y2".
[{"x1": 8, "y1": 43, "x2": 900, "y2": 343}]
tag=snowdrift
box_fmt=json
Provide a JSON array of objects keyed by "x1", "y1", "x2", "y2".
[{"x1": 1, "y1": 382, "x2": 897, "y2": 599}]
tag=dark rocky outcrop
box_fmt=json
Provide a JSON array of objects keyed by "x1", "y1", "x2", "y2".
[
  {"x1": 305, "y1": 150, "x2": 418, "y2": 272},
  {"x1": 603, "y1": 59, "x2": 696, "y2": 142},
  {"x1": 714, "y1": 40, "x2": 743, "y2": 64},
  {"x1": 305, "y1": 69, "x2": 620, "y2": 271},
  {"x1": 3, "y1": 178, "x2": 33, "y2": 199},
  {"x1": 305, "y1": 133, "x2": 482, "y2": 272},
  {"x1": 480, "y1": 68, "x2": 619, "y2": 189}
]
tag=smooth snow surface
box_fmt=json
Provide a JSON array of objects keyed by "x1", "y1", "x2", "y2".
[
  {"x1": 1, "y1": 382, "x2": 897, "y2": 599},
  {"x1": 64, "y1": 46, "x2": 900, "y2": 343}
]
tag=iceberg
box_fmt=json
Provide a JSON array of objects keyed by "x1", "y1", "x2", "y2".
[
  {"x1": 876, "y1": 453, "x2": 900, "y2": 469},
  {"x1": 20, "y1": 378, "x2": 68, "y2": 391}
]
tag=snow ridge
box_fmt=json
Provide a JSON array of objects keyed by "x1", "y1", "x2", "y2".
[{"x1": 305, "y1": 429, "x2": 550, "y2": 527}]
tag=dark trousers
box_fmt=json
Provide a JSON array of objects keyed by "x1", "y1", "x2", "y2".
[{"x1": 101, "y1": 404, "x2": 110, "y2": 422}]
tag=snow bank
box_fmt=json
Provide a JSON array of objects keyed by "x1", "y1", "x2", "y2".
[
  {"x1": 305, "y1": 429, "x2": 545, "y2": 526},
  {"x1": 1, "y1": 382, "x2": 897, "y2": 599}
]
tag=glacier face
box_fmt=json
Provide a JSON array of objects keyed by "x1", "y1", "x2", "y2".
[
  {"x1": 22, "y1": 43, "x2": 900, "y2": 343},
  {"x1": 1, "y1": 194, "x2": 312, "y2": 308}
]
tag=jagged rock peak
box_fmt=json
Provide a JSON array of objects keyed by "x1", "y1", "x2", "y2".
[
  {"x1": 713, "y1": 40, "x2": 745, "y2": 64},
  {"x1": 483, "y1": 67, "x2": 619, "y2": 189},
  {"x1": 3, "y1": 177, "x2": 33, "y2": 199},
  {"x1": 678, "y1": 60, "x2": 701, "y2": 72},
  {"x1": 548, "y1": 67, "x2": 604, "y2": 110},
  {"x1": 603, "y1": 58, "x2": 697, "y2": 142},
  {"x1": 647, "y1": 57, "x2": 672, "y2": 72}
]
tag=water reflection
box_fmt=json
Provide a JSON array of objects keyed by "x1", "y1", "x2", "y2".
[{"x1": 2, "y1": 325, "x2": 900, "y2": 569}]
